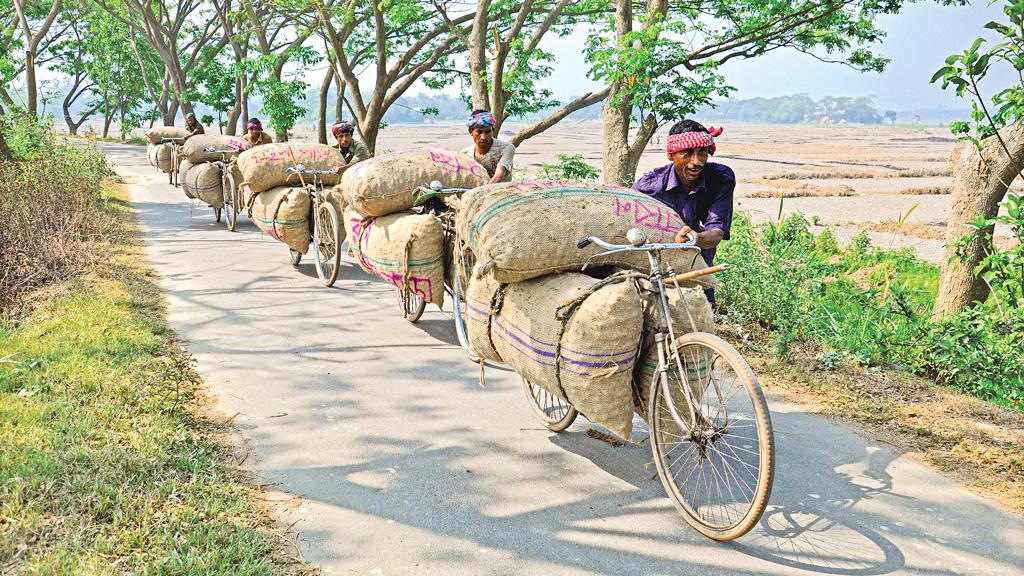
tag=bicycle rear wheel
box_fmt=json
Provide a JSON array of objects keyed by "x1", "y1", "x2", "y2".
[
  {"x1": 522, "y1": 378, "x2": 578, "y2": 432},
  {"x1": 313, "y1": 201, "x2": 341, "y2": 287},
  {"x1": 449, "y1": 253, "x2": 476, "y2": 358},
  {"x1": 648, "y1": 332, "x2": 774, "y2": 541},
  {"x1": 222, "y1": 170, "x2": 238, "y2": 231}
]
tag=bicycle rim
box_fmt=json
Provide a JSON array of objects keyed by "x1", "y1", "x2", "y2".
[
  {"x1": 223, "y1": 172, "x2": 237, "y2": 231},
  {"x1": 314, "y1": 202, "x2": 340, "y2": 286},
  {"x1": 522, "y1": 378, "x2": 578, "y2": 432},
  {"x1": 648, "y1": 332, "x2": 774, "y2": 541}
]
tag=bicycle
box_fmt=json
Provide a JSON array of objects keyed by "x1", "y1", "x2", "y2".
[
  {"x1": 411, "y1": 180, "x2": 475, "y2": 330},
  {"x1": 160, "y1": 137, "x2": 184, "y2": 187},
  {"x1": 284, "y1": 164, "x2": 342, "y2": 287},
  {"x1": 203, "y1": 146, "x2": 242, "y2": 231},
  {"x1": 557, "y1": 228, "x2": 774, "y2": 541}
]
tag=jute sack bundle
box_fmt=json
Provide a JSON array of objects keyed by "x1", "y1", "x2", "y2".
[
  {"x1": 457, "y1": 180, "x2": 717, "y2": 286},
  {"x1": 148, "y1": 143, "x2": 174, "y2": 173},
  {"x1": 145, "y1": 126, "x2": 188, "y2": 145},
  {"x1": 183, "y1": 162, "x2": 224, "y2": 207},
  {"x1": 250, "y1": 186, "x2": 310, "y2": 254},
  {"x1": 634, "y1": 287, "x2": 715, "y2": 412},
  {"x1": 236, "y1": 143, "x2": 343, "y2": 195},
  {"x1": 466, "y1": 270, "x2": 644, "y2": 439},
  {"x1": 343, "y1": 207, "x2": 445, "y2": 308},
  {"x1": 178, "y1": 159, "x2": 195, "y2": 199},
  {"x1": 182, "y1": 134, "x2": 252, "y2": 164},
  {"x1": 341, "y1": 148, "x2": 489, "y2": 217}
]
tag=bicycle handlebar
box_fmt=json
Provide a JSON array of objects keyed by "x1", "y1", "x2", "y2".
[
  {"x1": 577, "y1": 231, "x2": 699, "y2": 253},
  {"x1": 160, "y1": 137, "x2": 184, "y2": 143},
  {"x1": 285, "y1": 166, "x2": 336, "y2": 175},
  {"x1": 203, "y1": 146, "x2": 238, "y2": 153}
]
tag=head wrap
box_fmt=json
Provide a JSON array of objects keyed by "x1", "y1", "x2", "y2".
[
  {"x1": 666, "y1": 126, "x2": 724, "y2": 155},
  {"x1": 247, "y1": 119, "x2": 262, "y2": 131},
  {"x1": 186, "y1": 112, "x2": 196, "y2": 120},
  {"x1": 331, "y1": 122, "x2": 353, "y2": 137},
  {"x1": 467, "y1": 111, "x2": 495, "y2": 129}
]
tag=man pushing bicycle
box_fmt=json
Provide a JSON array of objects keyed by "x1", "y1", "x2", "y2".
[{"x1": 632, "y1": 119, "x2": 734, "y2": 308}]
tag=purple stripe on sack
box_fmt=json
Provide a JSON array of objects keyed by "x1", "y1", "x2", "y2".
[
  {"x1": 490, "y1": 315, "x2": 635, "y2": 369},
  {"x1": 467, "y1": 299, "x2": 637, "y2": 361}
]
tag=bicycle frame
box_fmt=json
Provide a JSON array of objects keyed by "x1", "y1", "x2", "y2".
[{"x1": 578, "y1": 231, "x2": 724, "y2": 434}]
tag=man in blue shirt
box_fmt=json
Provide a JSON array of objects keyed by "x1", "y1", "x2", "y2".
[{"x1": 632, "y1": 119, "x2": 734, "y2": 307}]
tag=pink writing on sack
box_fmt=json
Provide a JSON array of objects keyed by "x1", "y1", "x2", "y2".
[
  {"x1": 351, "y1": 215, "x2": 434, "y2": 301},
  {"x1": 252, "y1": 147, "x2": 334, "y2": 165},
  {"x1": 614, "y1": 197, "x2": 684, "y2": 242},
  {"x1": 428, "y1": 150, "x2": 487, "y2": 179}
]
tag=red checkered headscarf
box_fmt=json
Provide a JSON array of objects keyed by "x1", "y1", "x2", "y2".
[{"x1": 666, "y1": 126, "x2": 724, "y2": 155}]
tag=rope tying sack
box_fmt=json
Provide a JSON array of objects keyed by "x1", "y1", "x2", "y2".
[{"x1": 551, "y1": 270, "x2": 645, "y2": 405}]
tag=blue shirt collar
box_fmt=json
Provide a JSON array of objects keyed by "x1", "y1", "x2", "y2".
[{"x1": 667, "y1": 165, "x2": 706, "y2": 196}]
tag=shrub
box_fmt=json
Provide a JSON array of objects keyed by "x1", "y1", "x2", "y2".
[
  {"x1": 0, "y1": 113, "x2": 112, "y2": 318},
  {"x1": 538, "y1": 153, "x2": 600, "y2": 180}
]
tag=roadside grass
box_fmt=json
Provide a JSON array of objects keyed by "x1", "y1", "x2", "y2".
[{"x1": 0, "y1": 183, "x2": 304, "y2": 574}]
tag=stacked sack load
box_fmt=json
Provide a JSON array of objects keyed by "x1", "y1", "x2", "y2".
[
  {"x1": 456, "y1": 179, "x2": 717, "y2": 440},
  {"x1": 175, "y1": 134, "x2": 252, "y2": 207},
  {"x1": 236, "y1": 142, "x2": 345, "y2": 255},
  {"x1": 340, "y1": 149, "x2": 489, "y2": 308},
  {"x1": 145, "y1": 126, "x2": 188, "y2": 174}
]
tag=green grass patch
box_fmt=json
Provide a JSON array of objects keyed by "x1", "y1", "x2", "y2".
[
  {"x1": 0, "y1": 184, "x2": 300, "y2": 574},
  {"x1": 717, "y1": 210, "x2": 1023, "y2": 410}
]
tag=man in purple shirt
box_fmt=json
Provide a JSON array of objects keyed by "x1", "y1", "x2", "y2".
[{"x1": 632, "y1": 119, "x2": 734, "y2": 307}]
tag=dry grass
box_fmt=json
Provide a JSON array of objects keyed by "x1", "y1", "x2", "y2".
[
  {"x1": 721, "y1": 326, "x2": 1024, "y2": 516},
  {"x1": 755, "y1": 166, "x2": 950, "y2": 181},
  {"x1": 862, "y1": 221, "x2": 949, "y2": 240},
  {"x1": 746, "y1": 179, "x2": 857, "y2": 198},
  {"x1": 887, "y1": 186, "x2": 952, "y2": 195}
]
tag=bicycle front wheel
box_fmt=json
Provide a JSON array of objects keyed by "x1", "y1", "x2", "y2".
[
  {"x1": 648, "y1": 332, "x2": 774, "y2": 541},
  {"x1": 222, "y1": 170, "x2": 238, "y2": 231},
  {"x1": 313, "y1": 201, "x2": 341, "y2": 287},
  {"x1": 522, "y1": 378, "x2": 578, "y2": 432}
]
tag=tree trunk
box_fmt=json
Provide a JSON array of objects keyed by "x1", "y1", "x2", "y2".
[
  {"x1": 25, "y1": 51, "x2": 38, "y2": 116},
  {"x1": 103, "y1": 109, "x2": 114, "y2": 138},
  {"x1": 335, "y1": 76, "x2": 346, "y2": 122},
  {"x1": 226, "y1": 77, "x2": 242, "y2": 135},
  {"x1": 241, "y1": 75, "x2": 250, "y2": 126},
  {"x1": 468, "y1": 0, "x2": 492, "y2": 111},
  {"x1": 317, "y1": 65, "x2": 335, "y2": 144},
  {"x1": 934, "y1": 121, "x2": 1024, "y2": 317},
  {"x1": 0, "y1": 128, "x2": 14, "y2": 163}
]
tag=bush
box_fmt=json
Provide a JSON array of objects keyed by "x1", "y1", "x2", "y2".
[
  {"x1": 538, "y1": 153, "x2": 600, "y2": 180},
  {"x1": 0, "y1": 113, "x2": 112, "y2": 318}
]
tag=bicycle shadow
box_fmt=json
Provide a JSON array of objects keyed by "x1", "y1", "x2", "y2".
[{"x1": 551, "y1": 403, "x2": 908, "y2": 575}]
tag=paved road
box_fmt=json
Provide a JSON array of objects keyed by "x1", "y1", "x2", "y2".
[{"x1": 107, "y1": 142, "x2": 1023, "y2": 576}]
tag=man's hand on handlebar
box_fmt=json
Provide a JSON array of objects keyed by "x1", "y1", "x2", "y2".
[{"x1": 675, "y1": 225, "x2": 724, "y2": 250}]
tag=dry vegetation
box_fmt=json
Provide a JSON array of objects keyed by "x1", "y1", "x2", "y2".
[{"x1": 745, "y1": 179, "x2": 857, "y2": 197}]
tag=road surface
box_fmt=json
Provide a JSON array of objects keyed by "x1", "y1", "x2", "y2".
[{"x1": 106, "y1": 142, "x2": 1023, "y2": 576}]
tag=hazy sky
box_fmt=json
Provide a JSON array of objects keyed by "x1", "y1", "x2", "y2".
[{"x1": 535, "y1": 1, "x2": 1008, "y2": 111}]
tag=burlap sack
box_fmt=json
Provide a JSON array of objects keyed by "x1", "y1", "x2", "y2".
[
  {"x1": 145, "y1": 126, "x2": 188, "y2": 145},
  {"x1": 343, "y1": 207, "x2": 445, "y2": 308},
  {"x1": 634, "y1": 287, "x2": 715, "y2": 412},
  {"x1": 183, "y1": 162, "x2": 224, "y2": 207},
  {"x1": 341, "y1": 148, "x2": 489, "y2": 217},
  {"x1": 236, "y1": 143, "x2": 343, "y2": 195},
  {"x1": 457, "y1": 180, "x2": 716, "y2": 286},
  {"x1": 178, "y1": 159, "x2": 195, "y2": 199},
  {"x1": 251, "y1": 186, "x2": 310, "y2": 254},
  {"x1": 149, "y1": 143, "x2": 174, "y2": 173},
  {"x1": 182, "y1": 134, "x2": 252, "y2": 164},
  {"x1": 466, "y1": 270, "x2": 643, "y2": 439}
]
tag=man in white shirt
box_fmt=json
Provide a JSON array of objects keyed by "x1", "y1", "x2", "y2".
[{"x1": 460, "y1": 110, "x2": 515, "y2": 184}]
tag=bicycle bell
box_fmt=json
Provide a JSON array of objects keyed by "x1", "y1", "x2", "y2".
[
  {"x1": 295, "y1": 163, "x2": 306, "y2": 172},
  {"x1": 626, "y1": 227, "x2": 647, "y2": 247},
  {"x1": 429, "y1": 180, "x2": 444, "y2": 192}
]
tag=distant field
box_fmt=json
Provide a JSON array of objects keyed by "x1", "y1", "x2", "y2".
[{"x1": 74, "y1": 120, "x2": 1019, "y2": 261}]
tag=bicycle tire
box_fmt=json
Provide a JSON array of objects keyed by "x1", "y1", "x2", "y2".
[
  {"x1": 400, "y1": 289, "x2": 426, "y2": 322},
  {"x1": 313, "y1": 201, "x2": 341, "y2": 287},
  {"x1": 223, "y1": 170, "x2": 238, "y2": 231},
  {"x1": 521, "y1": 378, "x2": 578, "y2": 432},
  {"x1": 648, "y1": 332, "x2": 774, "y2": 541}
]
